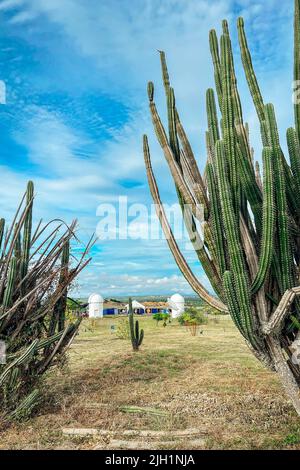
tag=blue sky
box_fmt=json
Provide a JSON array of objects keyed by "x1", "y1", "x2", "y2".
[{"x1": 0, "y1": 0, "x2": 296, "y2": 297}]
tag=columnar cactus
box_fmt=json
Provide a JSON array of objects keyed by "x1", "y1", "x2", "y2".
[
  {"x1": 128, "y1": 298, "x2": 144, "y2": 351},
  {"x1": 0, "y1": 182, "x2": 92, "y2": 419},
  {"x1": 144, "y1": 1, "x2": 300, "y2": 415}
]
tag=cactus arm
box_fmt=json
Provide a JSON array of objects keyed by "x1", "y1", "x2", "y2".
[
  {"x1": 236, "y1": 123, "x2": 253, "y2": 165},
  {"x1": 236, "y1": 143, "x2": 263, "y2": 236},
  {"x1": 215, "y1": 140, "x2": 256, "y2": 344},
  {"x1": 206, "y1": 88, "x2": 220, "y2": 149},
  {"x1": 222, "y1": 20, "x2": 244, "y2": 126},
  {"x1": 0, "y1": 198, "x2": 33, "y2": 298},
  {"x1": 265, "y1": 104, "x2": 293, "y2": 292},
  {"x1": 240, "y1": 215, "x2": 268, "y2": 324},
  {"x1": 176, "y1": 116, "x2": 209, "y2": 212},
  {"x1": 183, "y1": 205, "x2": 224, "y2": 300},
  {"x1": 180, "y1": 150, "x2": 207, "y2": 213},
  {"x1": 128, "y1": 298, "x2": 136, "y2": 350},
  {"x1": 237, "y1": 17, "x2": 265, "y2": 124},
  {"x1": 21, "y1": 181, "x2": 34, "y2": 283},
  {"x1": 159, "y1": 50, "x2": 171, "y2": 95},
  {"x1": 209, "y1": 29, "x2": 223, "y2": 111},
  {"x1": 135, "y1": 319, "x2": 139, "y2": 347},
  {"x1": 287, "y1": 127, "x2": 300, "y2": 201},
  {"x1": 2, "y1": 257, "x2": 17, "y2": 309},
  {"x1": 251, "y1": 148, "x2": 275, "y2": 294},
  {"x1": 220, "y1": 35, "x2": 238, "y2": 209},
  {"x1": 147, "y1": 137, "x2": 224, "y2": 301},
  {"x1": 205, "y1": 131, "x2": 214, "y2": 165},
  {"x1": 281, "y1": 152, "x2": 300, "y2": 218},
  {"x1": 9, "y1": 389, "x2": 39, "y2": 420},
  {"x1": 203, "y1": 221, "x2": 220, "y2": 275},
  {"x1": 48, "y1": 241, "x2": 70, "y2": 337},
  {"x1": 159, "y1": 51, "x2": 209, "y2": 212},
  {"x1": 223, "y1": 271, "x2": 244, "y2": 335},
  {"x1": 0, "y1": 340, "x2": 39, "y2": 386},
  {"x1": 147, "y1": 83, "x2": 201, "y2": 217},
  {"x1": 206, "y1": 164, "x2": 226, "y2": 275},
  {"x1": 255, "y1": 161, "x2": 263, "y2": 191},
  {"x1": 58, "y1": 241, "x2": 70, "y2": 331},
  {"x1": 138, "y1": 329, "x2": 144, "y2": 347},
  {"x1": 167, "y1": 87, "x2": 181, "y2": 164},
  {"x1": 294, "y1": 0, "x2": 300, "y2": 142},
  {"x1": 143, "y1": 135, "x2": 228, "y2": 313},
  {"x1": 13, "y1": 224, "x2": 21, "y2": 261}
]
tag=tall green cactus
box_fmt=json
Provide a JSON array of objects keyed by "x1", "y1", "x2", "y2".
[
  {"x1": 20, "y1": 181, "x2": 33, "y2": 285},
  {"x1": 128, "y1": 298, "x2": 144, "y2": 351},
  {"x1": 144, "y1": 1, "x2": 300, "y2": 415},
  {"x1": 2, "y1": 257, "x2": 17, "y2": 310}
]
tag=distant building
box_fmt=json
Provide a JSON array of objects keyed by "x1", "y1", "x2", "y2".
[
  {"x1": 167, "y1": 293, "x2": 185, "y2": 318},
  {"x1": 88, "y1": 293, "x2": 104, "y2": 318},
  {"x1": 143, "y1": 302, "x2": 171, "y2": 315},
  {"x1": 103, "y1": 300, "x2": 127, "y2": 315},
  {"x1": 87, "y1": 293, "x2": 185, "y2": 317},
  {"x1": 125, "y1": 300, "x2": 171, "y2": 315},
  {"x1": 125, "y1": 300, "x2": 147, "y2": 315}
]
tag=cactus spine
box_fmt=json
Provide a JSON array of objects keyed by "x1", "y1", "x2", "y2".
[
  {"x1": 128, "y1": 298, "x2": 144, "y2": 351},
  {"x1": 144, "y1": 1, "x2": 300, "y2": 415}
]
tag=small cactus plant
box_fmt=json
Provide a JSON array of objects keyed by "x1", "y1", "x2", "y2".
[{"x1": 128, "y1": 298, "x2": 144, "y2": 351}]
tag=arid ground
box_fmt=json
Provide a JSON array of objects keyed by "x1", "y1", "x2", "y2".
[{"x1": 1, "y1": 315, "x2": 300, "y2": 450}]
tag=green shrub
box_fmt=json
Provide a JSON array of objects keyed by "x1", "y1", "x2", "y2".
[
  {"x1": 116, "y1": 318, "x2": 130, "y2": 340},
  {"x1": 178, "y1": 307, "x2": 208, "y2": 326},
  {"x1": 153, "y1": 312, "x2": 170, "y2": 326}
]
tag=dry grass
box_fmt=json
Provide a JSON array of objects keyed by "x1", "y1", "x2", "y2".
[{"x1": 1, "y1": 315, "x2": 300, "y2": 450}]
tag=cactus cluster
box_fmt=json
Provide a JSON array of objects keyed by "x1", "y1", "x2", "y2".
[
  {"x1": 128, "y1": 298, "x2": 144, "y2": 351},
  {"x1": 144, "y1": 1, "x2": 300, "y2": 415},
  {"x1": 0, "y1": 182, "x2": 92, "y2": 419}
]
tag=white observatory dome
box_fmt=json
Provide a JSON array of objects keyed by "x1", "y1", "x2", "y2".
[
  {"x1": 88, "y1": 293, "x2": 104, "y2": 318},
  {"x1": 170, "y1": 293, "x2": 184, "y2": 303},
  {"x1": 169, "y1": 293, "x2": 185, "y2": 319},
  {"x1": 88, "y1": 293, "x2": 103, "y2": 304}
]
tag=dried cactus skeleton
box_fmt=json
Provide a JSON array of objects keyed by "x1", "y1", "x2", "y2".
[
  {"x1": 0, "y1": 181, "x2": 93, "y2": 419},
  {"x1": 144, "y1": 1, "x2": 300, "y2": 414}
]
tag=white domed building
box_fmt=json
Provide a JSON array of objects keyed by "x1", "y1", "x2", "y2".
[
  {"x1": 88, "y1": 293, "x2": 104, "y2": 318},
  {"x1": 168, "y1": 293, "x2": 185, "y2": 319}
]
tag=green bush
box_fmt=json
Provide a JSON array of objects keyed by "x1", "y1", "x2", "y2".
[
  {"x1": 153, "y1": 312, "x2": 170, "y2": 326},
  {"x1": 178, "y1": 307, "x2": 208, "y2": 326},
  {"x1": 116, "y1": 318, "x2": 130, "y2": 340}
]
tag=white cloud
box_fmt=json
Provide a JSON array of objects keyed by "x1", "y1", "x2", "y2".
[
  {"x1": 0, "y1": 0, "x2": 25, "y2": 11},
  {"x1": 9, "y1": 9, "x2": 37, "y2": 23}
]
